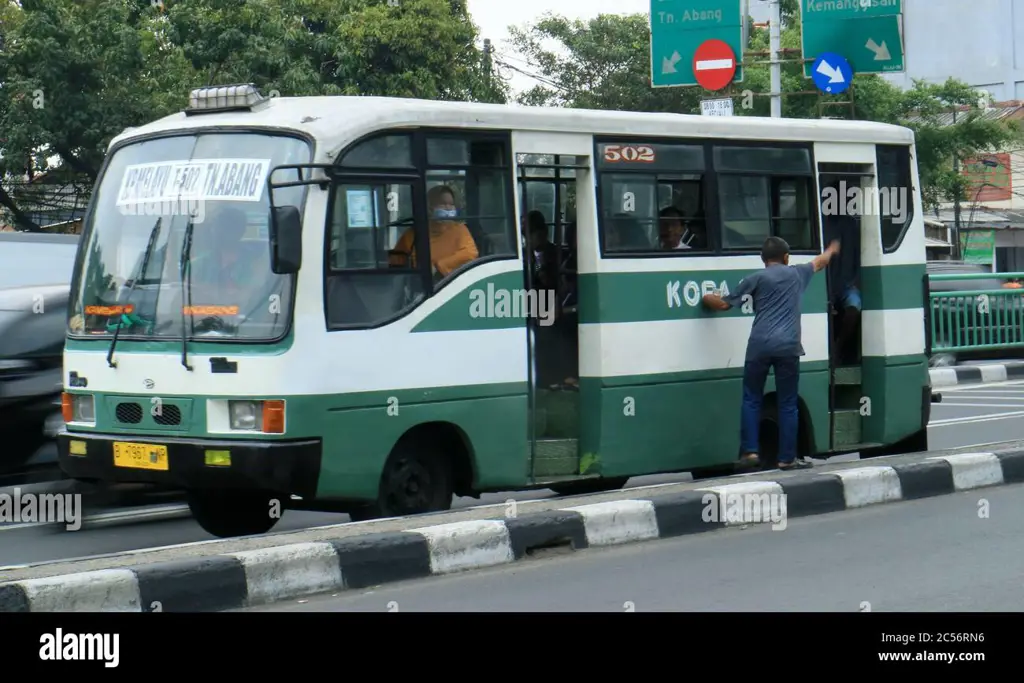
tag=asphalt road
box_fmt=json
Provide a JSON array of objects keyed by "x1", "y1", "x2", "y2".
[
  {"x1": 241, "y1": 482, "x2": 1024, "y2": 612},
  {"x1": 1, "y1": 378, "x2": 1022, "y2": 568}
]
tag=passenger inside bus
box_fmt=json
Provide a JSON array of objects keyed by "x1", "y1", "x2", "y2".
[
  {"x1": 821, "y1": 177, "x2": 862, "y2": 364},
  {"x1": 524, "y1": 210, "x2": 560, "y2": 292},
  {"x1": 190, "y1": 205, "x2": 261, "y2": 293},
  {"x1": 658, "y1": 206, "x2": 693, "y2": 250},
  {"x1": 390, "y1": 184, "x2": 479, "y2": 278}
]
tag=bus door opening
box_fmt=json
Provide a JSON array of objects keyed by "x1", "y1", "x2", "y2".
[{"x1": 819, "y1": 168, "x2": 870, "y2": 367}]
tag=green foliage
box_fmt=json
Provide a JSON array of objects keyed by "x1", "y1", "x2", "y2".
[{"x1": 0, "y1": 0, "x2": 505, "y2": 229}]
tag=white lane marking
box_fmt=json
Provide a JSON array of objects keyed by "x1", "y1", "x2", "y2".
[
  {"x1": 0, "y1": 504, "x2": 190, "y2": 533},
  {"x1": 936, "y1": 402, "x2": 1024, "y2": 408},
  {"x1": 929, "y1": 410, "x2": 1024, "y2": 426},
  {"x1": 940, "y1": 393, "x2": 1024, "y2": 399},
  {"x1": 938, "y1": 379, "x2": 1024, "y2": 391}
]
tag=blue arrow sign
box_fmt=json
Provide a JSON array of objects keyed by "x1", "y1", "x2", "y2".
[{"x1": 810, "y1": 52, "x2": 853, "y2": 95}]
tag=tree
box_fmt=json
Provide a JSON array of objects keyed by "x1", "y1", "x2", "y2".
[
  {"x1": 0, "y1": 0, "x2": 505, "y2": 230},
  {"x1": 900, "y1": 79, "x2": 1021, "y2": 209}
]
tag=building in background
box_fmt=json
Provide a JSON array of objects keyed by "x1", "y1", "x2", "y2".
[{"x1": 883, "y1": 0, "x2": 1024, "y2": 102}]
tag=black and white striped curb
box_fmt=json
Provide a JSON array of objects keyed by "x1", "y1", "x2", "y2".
[
  {"x1": 929, "y1": 362, "x2": 1024, "y2": 388},
  {"x1": 2, "y1": 450, "x2": 1023, "y2": 612}
]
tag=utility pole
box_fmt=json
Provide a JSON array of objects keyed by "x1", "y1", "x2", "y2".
[
  {"x1": 482, "y1": 38, "x2": 493, "y2": 84},
  {"x1": 952, "y1": 108, "x2": 962, "y2": 259},
  {"x1": 769, "y1": 0, "x2": 782, "y2": 118}
]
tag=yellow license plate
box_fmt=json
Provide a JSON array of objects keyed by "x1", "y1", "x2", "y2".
[{"x1": 113, "y1": 442, "x2": 169, "y2": 471}]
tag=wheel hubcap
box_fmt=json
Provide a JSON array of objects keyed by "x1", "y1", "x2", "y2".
[{"x1": 385, "y1": 458, "x2": 432, "y2": 513}]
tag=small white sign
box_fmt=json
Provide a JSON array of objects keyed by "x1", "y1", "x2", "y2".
[
  {"x1": 116, "y1": 158, "x2": 271, "y2": 205},
  {"x1": 346, "y1": 189, "x2": 374, "y2": 228},
  {"x1": 700, "y1": 98, "x2": 734, "y2": 117}
]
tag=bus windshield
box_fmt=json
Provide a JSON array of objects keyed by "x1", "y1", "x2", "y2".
[{"x1": 68, "y1": 131, "x2": 311, "y2": 342}]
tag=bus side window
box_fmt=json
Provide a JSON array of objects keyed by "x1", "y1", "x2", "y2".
[
  {"x1": 713, "y1": 145, "x2": 816, "y2": 251},
  {"x1": 877, "y1": 145, "x2": 914, "y2": 252},
  {"x1": 425, "y1": 136, "x2": 515, "y2": 268},
  {"x1": 595, "y1": 142, "x2": 708, "y2": 255},
  {"x1": 324, "y1": 182, "x2": 426, "y2": 328}
]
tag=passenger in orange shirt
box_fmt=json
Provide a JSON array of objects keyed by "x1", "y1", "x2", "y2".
[{"x1": 390, "y1": 185, "x2": 478, "y2": 278}]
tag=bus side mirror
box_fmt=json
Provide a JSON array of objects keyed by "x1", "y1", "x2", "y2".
[{"x1": 269, "y1": 205, "x2": 301, "y2": 274}]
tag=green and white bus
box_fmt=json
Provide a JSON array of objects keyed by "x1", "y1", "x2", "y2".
[{"x1": 57, "y1": 85, "x2": 931, "y2": 537}]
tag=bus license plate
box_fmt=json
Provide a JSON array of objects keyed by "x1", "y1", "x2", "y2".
[{"x1": 113, "y1": 442, "x2": 169, "y2": 471}]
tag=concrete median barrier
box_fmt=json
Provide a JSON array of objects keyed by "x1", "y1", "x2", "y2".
[
  {"x1": 929, "y1": 361, "x2": 1024, "y2": 387},
  {"x1": 2, "y1": 445, "x2": 1024, "y2": 612}
]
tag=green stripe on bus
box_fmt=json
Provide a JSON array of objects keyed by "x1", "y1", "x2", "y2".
[
  {"x1": 577, "y1": 270, "x2": 829, "y2": 324},
  {"x1": 860, "y1": 264, "x2": 926, "y2": 311},
  {"x1": 412, "y1": 270, "x2": 527, "y2": 332}
]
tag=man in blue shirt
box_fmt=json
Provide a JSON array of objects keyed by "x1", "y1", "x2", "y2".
[{"x1": 703, "y1": 236, "x2": 840, "y2": 471}]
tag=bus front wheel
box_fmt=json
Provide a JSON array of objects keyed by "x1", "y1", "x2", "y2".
[
  {"x1": 349, "y1": 440, "x2": 454, "y2": 522},
  {"x1": 187, "y1": 489, "x2": 283, "y2": 538}
]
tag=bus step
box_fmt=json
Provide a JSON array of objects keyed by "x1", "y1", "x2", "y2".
[
  {"x1": 833, "y1": 365, "x2": 861, "y2": 386},
  {"x1": 832, "y1": 409, "x2": 862, "y2": 447}
]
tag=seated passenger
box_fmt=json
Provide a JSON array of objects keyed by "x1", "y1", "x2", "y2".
[
  {"x1": 390, "y1": 185, "x2": 478, "y2": 278},
  {"x1": 658, "y1": 206, "x2": 694, "y2": 250}
]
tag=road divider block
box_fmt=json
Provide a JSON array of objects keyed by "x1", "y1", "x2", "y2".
[
  {"x1": 5, "y1": 447, "x2": 1024, "y2": 612},
  {"x1": 928, "y1": 361, "x2": 1024, "y2": 387},
  {"x1": 928, "y1": 453, "x2": 1003, "y2": 490}
]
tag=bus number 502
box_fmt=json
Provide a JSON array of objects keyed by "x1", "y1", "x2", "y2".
[{"x1": 603, "y1": 145, "x2": 655, "y2": 163}]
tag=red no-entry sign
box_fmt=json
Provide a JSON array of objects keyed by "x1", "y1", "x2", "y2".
[{"x1": 693, "y1": 39, "x2": 737, "y2": 92}]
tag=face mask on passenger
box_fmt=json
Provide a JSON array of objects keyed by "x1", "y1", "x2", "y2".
[{"x1": 433, "y1": 208, "x2": 457, "y2": 220}]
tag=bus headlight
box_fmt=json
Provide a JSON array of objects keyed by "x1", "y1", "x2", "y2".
[
  {"x1": 229, "y1": 400, "x2": 262, "y2": 430},
  {"x1": 61, "y1": 393, "x2": 95, "y2": 424},
  {"x1": 227, "y1": 399, "x2": 286, "y2": 433}
]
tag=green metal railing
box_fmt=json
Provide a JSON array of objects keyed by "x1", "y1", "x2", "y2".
[{"x1": 928, "y1": 272, "x2": 1024, "y2": 354}]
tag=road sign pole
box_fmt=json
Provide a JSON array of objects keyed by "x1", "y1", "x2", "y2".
[{"x1": 769, "y1": 0, "x2": 781, "y2": 118}]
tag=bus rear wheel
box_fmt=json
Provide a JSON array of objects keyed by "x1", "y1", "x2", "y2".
[
  {"x1": 349, "y1": 440, "x2": 453, "y2": 522},
  {"x1": 187, "y1": 489, "x2": 283, "y2": 538}
]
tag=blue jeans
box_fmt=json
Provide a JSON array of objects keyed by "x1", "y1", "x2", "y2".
[{"x1": 741, "y1": 356, "x2": 800, "y2": 464}]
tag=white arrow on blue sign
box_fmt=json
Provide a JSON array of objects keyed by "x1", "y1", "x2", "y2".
[{"x1": 810, "y1": 52, "x2": 853, "y2": 95}]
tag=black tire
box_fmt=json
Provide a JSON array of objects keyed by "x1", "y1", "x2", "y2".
[
  {"x1": 348, "y1": 439, "x2": 454, "y2": 522},
  {"x1": 758, "y1": 401, "x2": 809, "y2": 469},
  {"x1": 549, "y1": 477, "x2": 628, "y2": 496},
  {"x1": 187, "y1": 489, "x2": 283, "y2": 538}
]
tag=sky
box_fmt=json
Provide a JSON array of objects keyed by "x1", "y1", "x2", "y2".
[
  {"x1": 465, "y1": 0, "x2": 771, "y2": 96},
  {"x1": 465, "y1": 0, "x2": 653, "y2": 95}
]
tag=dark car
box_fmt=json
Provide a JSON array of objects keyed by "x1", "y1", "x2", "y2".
[
  {"x1": 0, "y1": 231, "x2": 78, "y2": 473},
  {"x1": 926, "y1": 260, "x2": 1024, "y2": 366}
]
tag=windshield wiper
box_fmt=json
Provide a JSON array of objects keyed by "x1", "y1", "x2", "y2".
[
  {"x1": 107, "y1": 217, "x2": 162, "y2": 368},
  {"x1": 179, "y1": 212, "x2": 196, "y2": 371}
]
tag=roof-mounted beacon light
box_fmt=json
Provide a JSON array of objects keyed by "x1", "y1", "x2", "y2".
[{"x1": 185, "y1": 83, "x2": 268, "y2": 115}]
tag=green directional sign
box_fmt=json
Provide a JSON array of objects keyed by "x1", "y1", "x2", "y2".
[
  {"x1": 649, "y1": 0, "x2": 747, "y2": 88},
  {"x1": 801, "y1": 0, "x2": 904, "y2": 77}
]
